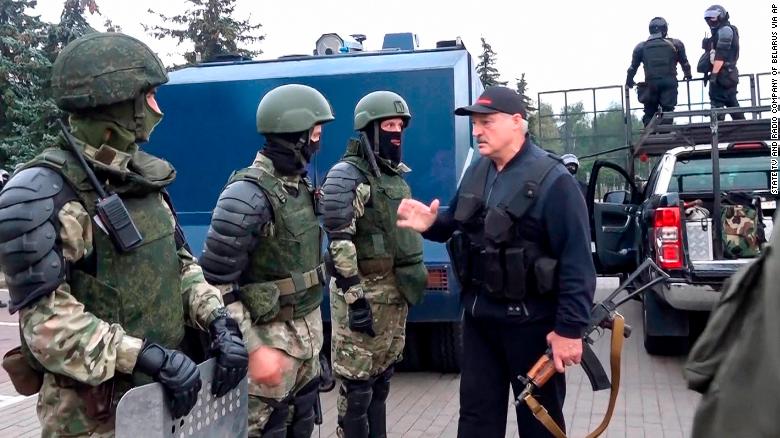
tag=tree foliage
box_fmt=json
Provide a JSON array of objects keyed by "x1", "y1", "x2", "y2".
[
  {"x1": 0, "y1": 0, "x2": 102, "y2": 168},
  {"x1": 476, "y1": 37, "x2": 506, "y2": 87},
  {"x1": 144, "y1": 0, "x2": 264, "y2": 66}
]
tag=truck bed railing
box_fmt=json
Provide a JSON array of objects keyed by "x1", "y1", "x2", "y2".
[{"x1": 632, "y1": 105, "x2": 771, "y2": 158}]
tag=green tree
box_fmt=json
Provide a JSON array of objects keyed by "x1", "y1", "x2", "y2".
[
  {"x1": 144, "y1": 0, "x2": 264, "y2": 66},
  {"x1": 528, "y1": 102, "x2": 562, "y2": 153},
  {"x1": 0, "y1": 0, "x2": 58, "y2": 167},
  {"x1": 0, "y1": 0, "x2": 103, "y2": 168},
  {"x1": 514, "y1": 73, "x2": 534, "y2": 110},
  {"x1": 558, "y1": 102, "x2": 592, "y2": 155},
  {"x1": 476, "y1": 37, "x2": 506, "y2": 87},
  {"x1": 44, "y1": 0, "x2": 99, "y2": 58}
]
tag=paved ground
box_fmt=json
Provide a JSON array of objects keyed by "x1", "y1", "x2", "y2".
[{"x1": 0, "y1": 279, "x2": 702, "y2": 437}]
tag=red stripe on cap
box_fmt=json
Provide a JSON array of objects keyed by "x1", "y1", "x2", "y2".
[{"x1": 477, "y1": 98, "x2": 492, "y2": 104}]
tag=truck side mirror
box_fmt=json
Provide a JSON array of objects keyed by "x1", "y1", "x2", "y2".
[{"x1": 603, "y1": 190, "x2": 630, "y2": 204}]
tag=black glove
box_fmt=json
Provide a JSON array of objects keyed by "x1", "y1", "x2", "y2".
[
  {"x1": 135, "y1": 341, "x2": 201, "y2": 418},
  {"x1": 684, "y1": 73, "x2": 693, "y2": 81},
  {"x1": 625, "y1": 78, "x2": 636, "y2": 88},
  {"x1": 348, "y1": 297, "x2": 375, "y2": 337},
  {"x1": 208, "y1": 310, "x2": 249, "y2": 397}
]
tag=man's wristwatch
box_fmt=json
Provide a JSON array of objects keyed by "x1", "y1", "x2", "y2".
[{"x1": 343, "y1": 285, "x2": 364, "y2": 305}]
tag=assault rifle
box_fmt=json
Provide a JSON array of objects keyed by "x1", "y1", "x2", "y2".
[{"x1": 515, "y1": 258, "x2": 670, "y2": 438}]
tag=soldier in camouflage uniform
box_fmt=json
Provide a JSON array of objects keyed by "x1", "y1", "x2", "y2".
[
  {"x1": 319, "y1": 91, "x2": 428, "y2": 438},
  {"x1": 0, "y1": 33, "x2": 248, "y2": 437},
  {"x1": 199, "y1": 84, "x2": 334, "y2": 437}
]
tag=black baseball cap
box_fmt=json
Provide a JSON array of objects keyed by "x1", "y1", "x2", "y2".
[{"x1": 454, "y1": 86, "x2": 528, "y2": 118}]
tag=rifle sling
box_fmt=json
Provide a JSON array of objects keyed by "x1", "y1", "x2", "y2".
[{"x1": 521, "y1": 314, "x2": 626, "y2": 438}]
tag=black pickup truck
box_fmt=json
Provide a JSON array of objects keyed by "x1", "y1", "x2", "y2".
[{"x1": 586, "y1": 106, "x2": 773, "y2": 355}]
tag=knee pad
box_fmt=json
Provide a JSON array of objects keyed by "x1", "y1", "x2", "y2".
[
  {"x1": 371, "y1": 367, "x2": 394, "y2": 402},
  {"x1": 342, "y1": 379, "x2": 373, "y2": 416},
  {"x1": 288, "y1": 381, "x2": 318, "y2": 438},
  {"x1": 292, "y1": 378, "x2": 320, "y2": 417}
]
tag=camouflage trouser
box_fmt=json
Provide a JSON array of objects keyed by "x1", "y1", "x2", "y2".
[
  {"x1": 246, "y1": 309, "x2": 323, "y2": 437},
  {"x1": 36, "y1": 373, "x2": 115, "y2": 437},
  {"x1": 247, "y1": 353, "x2": 319, "y2": 437},
  {"x1": 330, "y1": 284, "x2": 408, "y2": 419}
]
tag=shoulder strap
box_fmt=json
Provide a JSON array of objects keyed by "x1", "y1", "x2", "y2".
[
  {"x1": 230, "y1": 166, "x2": 287, "y2": 208},
  {"x1": 502, "y1": 153, "x2": 561, "y2": 220},
  {"x1": 662, "y1": 38, "x2": 678, "y2": 53},
  {"x1": 160, "y1": 189, "x2": 191, "y2": 253},
  {"x1": 452, "y1": 157, "x2": 492, "y2": 223},
  {"x1": 462, "y1": 157, "x2": 492, "y2": 198}
]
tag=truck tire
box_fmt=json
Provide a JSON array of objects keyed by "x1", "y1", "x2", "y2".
[
  {"x1": 428, "y1": 322, "x2": 462, "y2": 373},
  {"x1": 642, "y1": 290, "x2": 689, "y2": 356},
  {"x1": 396, "y1": 323, "x2": 425, "y2": 371}
]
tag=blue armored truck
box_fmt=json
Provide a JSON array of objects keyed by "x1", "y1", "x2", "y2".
[{"x1": 145, "y1": 33, "x2": 484, "y2": 372}]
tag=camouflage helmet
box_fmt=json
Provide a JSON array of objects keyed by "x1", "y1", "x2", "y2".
[
  {"x1": 354, "y1": 91, "x2": 411, "y2": 131},
  {"x1": 51, "y1": 32, "x2": 168, "y2": 112},
  {"x1": 256, "y1": 84, "x2": 335, "y2": 134}
]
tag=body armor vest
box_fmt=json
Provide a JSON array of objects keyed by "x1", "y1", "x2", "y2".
[
  {"x1": 711, "y1": 24, "x2": 740, "y2": 64},
  {"x1": 642, "y1": 37, "x2": 678, "y2": 80},
  {"x1": 228, "y1": 167, "x2": 323, "y2": 320},
  {"x1": 24, "y1": 145, "x2": 185, "y2": 390},
  {"x1": 340, "y1": 141, "x2": 427, "y2": 305},
  {"x1": 450, "y1": 153, "x2": 560, "y2": 301}
]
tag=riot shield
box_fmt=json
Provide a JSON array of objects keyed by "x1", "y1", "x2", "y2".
[{"x1": 116, "y1": 358, "x2": 248, "y2": 438}]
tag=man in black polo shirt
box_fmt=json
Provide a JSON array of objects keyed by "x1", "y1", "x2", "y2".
[{"x1": 397, "y1": 86, "x2": 596, "y2": 438}]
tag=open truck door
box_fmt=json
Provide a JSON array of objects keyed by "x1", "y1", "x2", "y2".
[{"x1": 587, "y1": 160, "x2": 641, "y2": 275}]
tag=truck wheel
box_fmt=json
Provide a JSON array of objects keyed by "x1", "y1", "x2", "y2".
[
  {"x1": 642, "y1": 291, "x2": 689, "y2": 356},
  {"x1": 397, "y1": 324, "x2": 425, "y2": 371},
  {"x1": 429, "y1": 322, "x2": 462, "y2": 373}
]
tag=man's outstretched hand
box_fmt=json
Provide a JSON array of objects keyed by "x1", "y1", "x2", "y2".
[{"x1": 396, "y1": 198, "x2": 439, "y2": 232}]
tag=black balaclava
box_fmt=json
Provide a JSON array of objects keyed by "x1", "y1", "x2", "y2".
[
  {"x1": 261, "y1": 130, "x2": 319, "y2": 176},
  {"x1": 367, "y1": 121, "x2": 403, "y2": 166}
]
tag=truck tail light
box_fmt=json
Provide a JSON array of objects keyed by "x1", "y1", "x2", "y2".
[
  {"x1": 426, "y1": 266, "x2": 449, "y2": 290},
  {"x1": 654, "y1": 207, "x2": 683, "y2": 269}
]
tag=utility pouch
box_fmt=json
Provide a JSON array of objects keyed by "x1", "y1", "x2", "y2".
[
  {"x1": 636, "y1": 82, "x2": 649, "y2": 104},
  {"x1": 533, "y1": 256, "x2": 559, "y2": 295},
  {"x1": 484, "y1": 207, "x2": 514, "y2": 244},
  {"x1": 483, "y1": 246, "x2": 505, "y2": 297},
  {"x1": 504, "y1": 247, "x2": 528, "y2": 301},
  {"x1": 2, "y1": 346, "x2": 43, "y2": 396},
  {"x1": 239, "y1": 282, "x2": 282, "y2": 324},
  {"x1": 453, "y1": 194, "x2": 482, "y2": 222}
]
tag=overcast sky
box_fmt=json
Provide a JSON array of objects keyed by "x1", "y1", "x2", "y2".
[{"x1": 31, "y1": 1, "x2": 772, "y2": 108}]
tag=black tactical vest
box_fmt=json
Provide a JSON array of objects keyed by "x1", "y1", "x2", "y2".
[
  {"x1": 642, "y1": 37, "x2": 678, "y2": 80},
  {"x1": 711, "y1": 24, "x2": 740, "y2": 64},
  {"x1": 449, "y1": 152, "x2": 560, "y2": 301}
]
